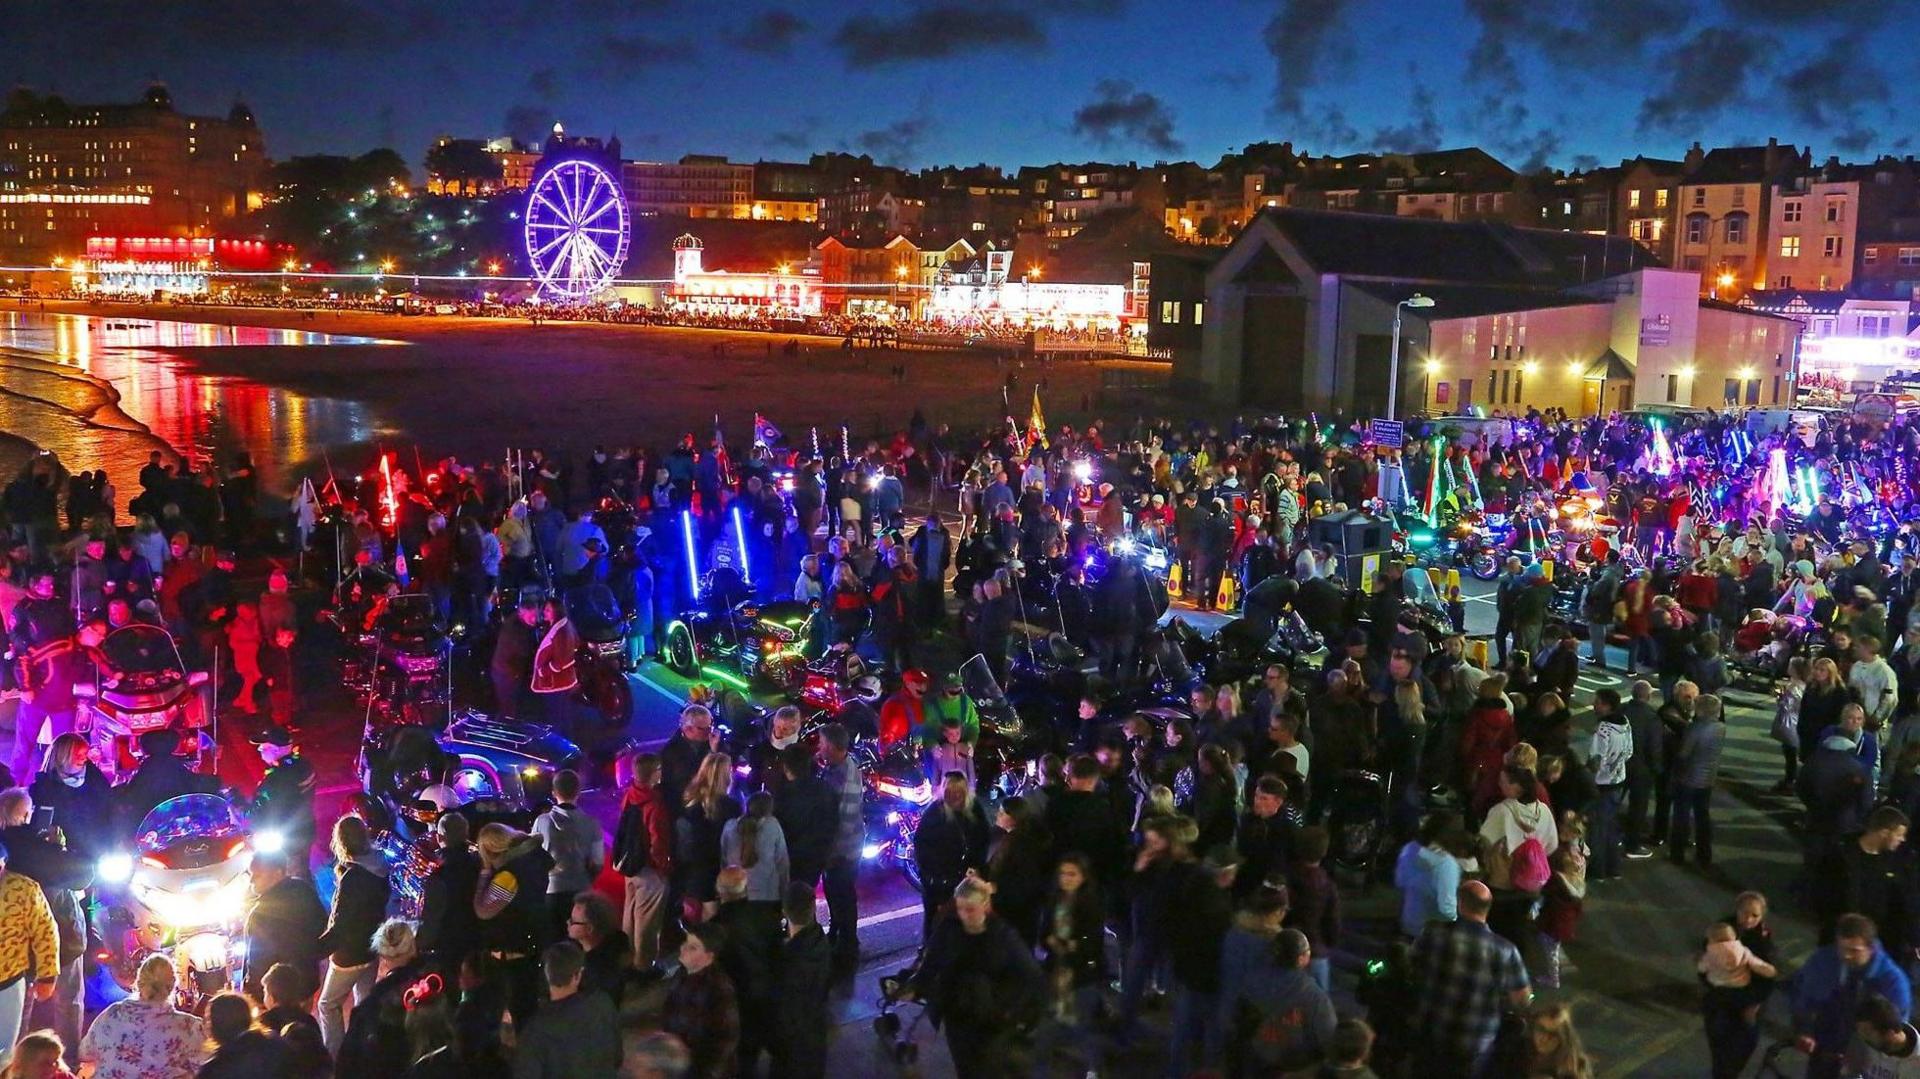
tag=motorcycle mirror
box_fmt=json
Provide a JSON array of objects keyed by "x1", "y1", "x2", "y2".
[
  {"x1": 187, "y1": 671, "x2": 211, "y2": 687},
  {"x1": 73, "y1": 683, "x2": 97, "y2": 699}
]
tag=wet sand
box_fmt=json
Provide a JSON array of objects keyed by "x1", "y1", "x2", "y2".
[{"x1": 27, "y1": 298, "x2": 1115, "y2": 487}]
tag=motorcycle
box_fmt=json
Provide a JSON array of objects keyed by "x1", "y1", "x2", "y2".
[
  {"x1": 92, "y1": 794, "x2": 257, "y2": 1008},
  {"x1": 352, "y1": 710, "x2": 584, "y2": 916},
  {"x1": 859, "y1": 739, "x2": 934, "y2": 891},
  {"x1": 358, "y1": 593, "x2": 454, "y2": 728},
  {"x1": 661, "y1": 568, "x2": 817, "y2": 692},
  {"x1": 75, "y1": 624, "x2": 212, "y2": 781},
  {"x1": 958, "y1": 653, "x2": 1050, "y2": 803},
  {"x1": 561, "y1": 582, "x2": 636, "y2": 733}
]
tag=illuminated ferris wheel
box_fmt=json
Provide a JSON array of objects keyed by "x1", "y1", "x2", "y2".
[{"x1": 523, "y1": 158, "x2": 629, "y2": 299}]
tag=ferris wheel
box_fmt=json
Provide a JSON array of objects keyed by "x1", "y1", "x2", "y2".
[{"x1": 523, "y1": 158, "x2": 629, "y2": 299}]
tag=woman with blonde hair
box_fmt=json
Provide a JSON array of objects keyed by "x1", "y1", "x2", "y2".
[
  {"x1": 1525, "y1": 1000, "x2": 1595, "y2": 1078},
  {"x1": 473, "y1": 822, "x2": 552, "y2": 1025},
  {"x1": 316, "y1": 815, "x2": 391, "y2": 1053},
  {"x1": 78, "y1": 954, "x2": 205, "y2": 1078},
  {"x1": 1, "y1": 1032, "x2": 71, "y2": 1079},
  {"x1": 677, "y1": 752, "x2": 742, "y2": 918}
]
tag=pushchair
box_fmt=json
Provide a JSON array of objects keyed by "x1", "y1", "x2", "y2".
[{"x1": 873, "y1": 955, "x2": 930, "y2": 1067}]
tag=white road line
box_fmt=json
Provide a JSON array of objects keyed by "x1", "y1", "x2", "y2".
[
  {"x1": 633, "y1": 670, "x2": 687, "y2": 708},
  {"x1": 812, "y1": 899, "x2": 922, "y2": 930}
]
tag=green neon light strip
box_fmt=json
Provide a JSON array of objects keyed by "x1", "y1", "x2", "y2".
[{"x1": 701, "y1": 665, "x2": 751, "y2": 691}]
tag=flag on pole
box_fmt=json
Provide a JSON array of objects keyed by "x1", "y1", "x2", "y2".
[
  {"x1": 1028, "y1": 386, "x2": 1049, "y2": 450},
  {"x1": 294, "y1": 477, "x2": 320, "y2": 548},
  {"x1": 392, "y1": 538, "x2": 409, "y2": 586},
  {"x1": 754, "y1": 413, "x2": 783, "y2": 448}
]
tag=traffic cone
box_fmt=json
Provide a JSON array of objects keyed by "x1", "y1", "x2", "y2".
[
  {"x1": 1168, "y1": 561, "x2": 1184, "y2": 598},
  {"x1": 1446, "y1": 568, "x2": 1462, "y2": 592},
  {"x1": 1216, "y1": 574, "x2": 1237, "y2": 611},
  {"x1": 1427, "y1": 567, "x2": 1445, "y2": 592}
]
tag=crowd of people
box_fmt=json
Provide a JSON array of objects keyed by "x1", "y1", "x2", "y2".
[{"x1": 8, "y1": 391, "x2": 1920, "y2": 1078}]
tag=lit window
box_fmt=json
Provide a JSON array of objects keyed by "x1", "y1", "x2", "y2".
[
  {"x1": 1780, "y1": 236, "x2": 1801, "y2": 258},
  {"x1": 1629, "y1": 190, "x2": 1642, "y2": 209}
]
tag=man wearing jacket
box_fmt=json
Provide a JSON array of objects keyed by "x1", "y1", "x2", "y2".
[
  {"x1": 612, "y1": 753, "x2": 674, "y2": 970},
  {"x1": 1794, "y1": 914, "x2": 1914, "y2": 1079},
  {"x1": 532, "y1": 769, "x2": 604, "y2": 943},
  {"x1": 1587, "y1": 689, "x2": 1633, "y2": 881},
  {"x1": 417, "y1": 812, "x2": 481, "y2": 973},
  {"x1": 242, "y1": 848, "x2": 326, "y2": 1000},
  {"x1": 1670, "y1": 693, "x2": 1726, "y2": 867}
]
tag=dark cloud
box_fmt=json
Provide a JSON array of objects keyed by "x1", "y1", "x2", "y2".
[
  {"x1": 527, "y1": 67, "x2": 558, "y2": 100},
  {"x1": 1463, "y1": 0, "x2": 1691, "y2": 93},
  {"x1": 504, "y1": 104, "x2": 553, "y2": 147},
  {"x1": 1032, "y1": 0, "x2": 1128, "y2": 12},
  {"x1": 1571, "y1": 154, "x2": 1603, "y2": 172},
  {"x1": 769, "y1": 117, "x2": 821, "y2": 152},
  {"x1": 730, "y1": 10, "x2": 807, "y2": 56},
  {"x1": 1636, "y1": 26, "x2": 1768, "y2": 134},
  {"x1": 5, "y1": 0, "x2": 446, "y2": 57},
  {"x1": 1263, "y1": 0, "x2": 1354, "y2": 118},
  {"x1": 1780, "y1": 37, "x2": 1890, "y2": 137},
  {"x1": 834, "y1": 6, "x2": 1045, "y2": 67},
  {"x1": 1369, "y1": 79, "x2": 1441, "y2": 154},
  {"x1": 599, "y1": 34, "x2": 696, "y2": 65},
  {"x1": 1503, "y1": 128, "x2": 1564, "y2": 172},
  {"x1": 1719, "y1": 0, "x2": 1886, "y2": 24},
  {"x1": 1071, "y1": 80, "x2": 1182, "y2": 155},
  {"x1": 853, "y1": 117, "x2": 931, "y2": 165},
  {"x1": 1834, "y1": 128, "x2": 1876, "y2": 156}
]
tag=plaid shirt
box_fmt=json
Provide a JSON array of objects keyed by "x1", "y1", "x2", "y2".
[
  {"x1": 1410, "y1": 918, "x2": 1529, "y2": 1061},
  {"x1": 824, "y1": 756, "x2": 865, "y2": 862}
]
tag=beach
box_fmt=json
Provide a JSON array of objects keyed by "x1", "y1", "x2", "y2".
[{"x1": 3, "y1": 297, "x2": 1129, "y2": 497}]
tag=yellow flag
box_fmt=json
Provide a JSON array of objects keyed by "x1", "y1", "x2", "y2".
[{"x1": 1029, "y1": 386, "x2": 1049, "y2": 449}]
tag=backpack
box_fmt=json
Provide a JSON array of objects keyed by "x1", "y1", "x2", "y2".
[{"x1": 1510, "y1": 832, "x2": 1552, "y2": 893}]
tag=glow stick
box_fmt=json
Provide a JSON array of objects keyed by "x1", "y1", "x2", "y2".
[
  {"x1": 681, "y1": 509, "x2": 701, "y2": 599},
  {"x1": 731, "y1": 504, "x2": 752, "y2": 585}
]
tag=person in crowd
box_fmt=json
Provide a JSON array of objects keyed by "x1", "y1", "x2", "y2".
[
  {"x1": 258, "y1": 962, "x2": 324, "y2": 1045},
  {"x1": 1220, "y1": 927, "x2": 1337, "y2": 1076},
  {"x1": 706, "y1": 866, "x2": 781, "y2": 1075},
  {"x1": 661, "y1": 923, "x2": 740, "y2": 1079},
  {"x1": 774, "y1": 881, "x2": 833, "y2": 1079},
  {"x1": 512, "y1": 941, "x2": 622, "y2": 1079},
  {"x1": 1586, "y1": 689, "x2": 1632, "y2": 881},
  {"x1": 612, "y1": 752, "x2": 675, "y2": 970},
  {"x1": 473, "y1": 822, "x2": 554, "y2": 1027},
  {"x1": 0, "y1": 788, "x2": 87, "y2": 1063},
  {"x1": 1846, "y1": 994, "x2": 1920, "y2": 1079},
  {"x1": 1793, "y1": 914, "x2": 1914, "y2": 1079},
  {"x1": 1032, "y1": 853, "x2": 1110, "y2": 1077},
  {"x1": 336, "y1": 919, "x2": 426, "y2": 1079},
  {"x1": 77, "y1": 954, "x2": 206, "y2": 1079},
  {"x1": 197, "y1": 993, "x2": 287, "y2": 1078},
  {"x1": 1523, "y1": 1000, "x2": 1595, "y2": 1079},
  {"x1": 242, "y1": 847, "x2": 327, "y2": 1000},
  {"x1": 1287, "y1": 826, "x2": 1343, "y2": 993},
  {"x1": 1410, "y1": 881, "x2": 1532, "y2": 1077},
  {"x1": 416, "y1": 811, "x2": 481, "y2": 975},
  {"x1": 531, "y1": 768, "x2": 604, "y2": 943},
  {"x1": 914, "y1": 770, "x2": 992, "y2": 935},
  {"x1": 315, "y1": 815, "x2": 392, "y2": 1054},
  {"x1": 566, "y1": 890, "x2": 630, "y2": 1004},
  {"x1": 906, "y1": 875, "x2": 1045, "y2": 1078},
  {"x1": 3, "y1": 1032, "x2": 73, "y2": 1079},
  {"x1": 720, "y1": 789, "x2": 790, "y2": 904},
  {"x1": 675, "y1": 752, "x2": 741, "y2": 920},
  {"x1": 818, "y1": 724, "x2": 867, "y2": 972},
  {"x1": 983, "y1": 795, "x2": 1052, "y2": 948},
  {"x1": 1669, "y1": 693, "x2": 1727, "y2": 866}
]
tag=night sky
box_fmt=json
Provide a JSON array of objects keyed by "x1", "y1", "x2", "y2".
[{"x1": 8, "y1": 0, "x2": 1914, "y2": 172}]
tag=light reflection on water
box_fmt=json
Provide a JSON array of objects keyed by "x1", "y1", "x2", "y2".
[{"x1": 0, "y1": 310, "x2": 382, "y2": 496}]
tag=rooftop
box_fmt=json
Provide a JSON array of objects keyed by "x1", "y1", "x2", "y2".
[{"x1": 1246, "y1": 205, "x2": 1660, "y2": 286}]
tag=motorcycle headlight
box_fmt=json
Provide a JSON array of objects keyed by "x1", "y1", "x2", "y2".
[
  {"x1": 253, "y1": 830, "x2": 286, "y2": 855},
  {"x1": 861, "y1": 843, "x2": 883, "y2": 861},
  {"x1": 96, "y1": 853, "x2": 134, "y2": 885},
  {"x1": 180, "y1": 932, "x2": 231, "y2": 974}
]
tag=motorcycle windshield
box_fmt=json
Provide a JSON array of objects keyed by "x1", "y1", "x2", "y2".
[
  {"x1": 565, "y1": 583, "x2": 624, "y2": 635},
  {"x1": 136, "y1": 794, "x2": 243, "y2": 853},
  {"x1": 1401, "y1": 566, "x2": 1442, "y2": 609},
  {"x1": 958, "y1": 654, "x2": 1007, "y2": 707},
  {"x1": 102, "y1": 624, "x2": 186, "y2": 682}
]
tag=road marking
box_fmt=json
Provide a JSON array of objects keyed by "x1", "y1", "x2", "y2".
[
  {"x1": 633, "y1": 669, "x2": 688, "y2": 708},
  {"x1": 812, "y1": 898, "x2": 923, "y2": 930}
]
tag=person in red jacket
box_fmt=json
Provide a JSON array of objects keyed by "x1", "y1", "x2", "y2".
[
  {"x1": 1459, "y1": 673, "x2": 1517, "y2": 799},
  {"x1": 612, "y1": 752, "x2": 675, "y2": 970},
  {"x1": 879, "y1": 670, "x2": 931, "y2": 748}
]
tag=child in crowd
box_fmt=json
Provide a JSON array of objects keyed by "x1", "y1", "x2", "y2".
[
  {"x1": 1698, "y1": 921, "x2": 1779, "y2": 989},
  {"x1": 1537, "y1": 814, "x2": 1588, "y2": 990}
]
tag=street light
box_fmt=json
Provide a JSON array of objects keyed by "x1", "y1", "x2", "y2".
[{"x1": 1386, "y1": 293, "x2": 1435, "y2": 421}]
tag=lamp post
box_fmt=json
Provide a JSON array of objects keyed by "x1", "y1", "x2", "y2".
[{"x1": 1386, "y1": 293, "x2": 1435, "y2": 420}]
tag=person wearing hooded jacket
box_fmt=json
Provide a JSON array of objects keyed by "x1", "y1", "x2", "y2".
[
  {"x1": 1792, "y1": 913, "x2": 1914, "y2": 1078},
  {"x1": 316, "y1": 815, "x2": 393, "y2": 1054},
  {"x1": 474, "y1": 821, "x2": 555, "y2": 1027}
]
